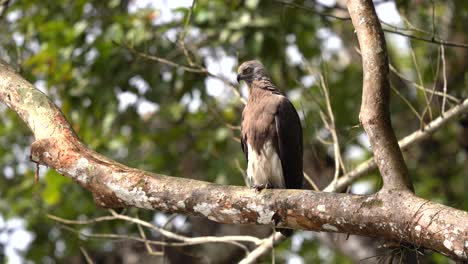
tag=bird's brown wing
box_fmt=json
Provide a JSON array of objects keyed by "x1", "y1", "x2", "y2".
[
  {"x1": 275, "y1": 97, "x2": 303, "y2": 189},
  {"x1": 240, "y1": 110, "x2": 248, "y2": 162}
]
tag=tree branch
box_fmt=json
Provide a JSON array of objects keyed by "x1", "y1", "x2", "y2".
[
  {"x1": 48, "y1": 211, "x2": 261, "y2": 250},
  {"x1": 348, "y1": 0, "x2": 413, "y2": 192},
  {"x1": 239, "y1": 233, "x2": 283, "y2": 264}
]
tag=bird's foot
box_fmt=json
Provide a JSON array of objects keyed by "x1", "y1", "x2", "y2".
[{"x1": 252, "y1": 183, "x2": 271, "y2": 192}]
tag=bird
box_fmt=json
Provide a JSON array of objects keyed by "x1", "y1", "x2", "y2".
[{"x1": 237, "y1": 60, "x2": 303, "y2": 236}]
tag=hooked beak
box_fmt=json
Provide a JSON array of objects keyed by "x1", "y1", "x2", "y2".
[{"x1": 236, "y1": 74, "x2": 242, "y2": 83}]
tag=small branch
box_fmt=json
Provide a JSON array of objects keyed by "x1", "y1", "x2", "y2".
[
  {"x1": 109, "y1": 210, "x2": 262, "y2": 245},
  {"x1": 425, "y1": 45, "x2": 442, "y2": 119},
  {"x1": 382, "y1": 28, "x2": 468, "y2": 49},
  {"x1": 409, "y1": 43, "x2": 433, "y2": 121},
  {"x1": 239, "y1": 233, "x2": 283, "y2": 264},
  {"x1": 275, "y1": 0, "x2": 350, "y2": 21},
  {"x1": 124, "y1": 43, "x2": 247, "y2": 105},
  {"x1": 48, "y1": 212, "x2": 262, "y2": 246},
  {"x1": 61, "y1": 224, "x2": 250, "y2": 254},
  {"x1": 440, "y1": 44, "x2": 448, "y2": 116},
  {"x1": 390, "y1": 83, "x2": 423, "y2": 122},
  {"x1": 303, "y1": 172, "x2": 320, "y2": 191},
  {"x1": 79, "y1": 246, "x2": 94, "y2": 264},
  {"x1": 318, "y1": 72, "x2": 345, "y2": 189},
  {"x1": 124, "y1": 43, "x2": 207, "y2": 73},
  {"x1": 389, "y1": 64, "x2": 460, "y2": 104},
  {"x1": 137, "y1": 223, "x2": 164, "y2": 256},
  {"x1": 178, "y1": 0, "x2": 197, "y2": 67},
  {"x1": 47, "y1": 214, "x2": 117, "y2": 225}
]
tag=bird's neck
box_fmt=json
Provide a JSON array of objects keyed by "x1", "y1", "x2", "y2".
[
  {"x1": 247, "y1": 79, "x2": 281, "y2": 100},
  {"x1": 252, "y1": 79, "x2": 279, "y2": 91}
]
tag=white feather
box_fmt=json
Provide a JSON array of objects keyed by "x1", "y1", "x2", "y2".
[{"x1": 247, "y1": 141, "x2": 285, "y2": 188}]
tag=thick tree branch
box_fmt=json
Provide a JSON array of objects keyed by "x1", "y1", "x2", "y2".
[{"x1": 347, "y1": 0, "x2": 413, "y2": 192}]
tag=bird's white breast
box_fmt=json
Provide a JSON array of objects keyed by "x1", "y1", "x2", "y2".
[{"x1": 247, "y1": 141, "x2": 285, "y2": 188}]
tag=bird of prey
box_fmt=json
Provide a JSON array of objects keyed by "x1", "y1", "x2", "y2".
[{"x1": 237, "y1": 60, "x2": 303, "y2": 236}]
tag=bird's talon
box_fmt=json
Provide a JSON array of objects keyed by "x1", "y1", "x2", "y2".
[{"x1": 253, "y1": 184, "x2": 267, "y2": 192}]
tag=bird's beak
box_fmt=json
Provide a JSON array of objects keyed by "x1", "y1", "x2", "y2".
[{"x1": 236, "y1": 74, "x2": 242, "y2": 83}]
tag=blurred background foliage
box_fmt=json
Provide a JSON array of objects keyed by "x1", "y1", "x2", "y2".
[{"x1": 0, "y1": 0, "x2": 466, "y2": 263}]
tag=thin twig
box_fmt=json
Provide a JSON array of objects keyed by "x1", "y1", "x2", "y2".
[
  {"x1": 137, "y1": 223, "x2": 163, "y2": 256},
  {"x1": 409, "y1": 44, "x2": 432, "y2": 123},
  {"x1": 389, "y1": 64, "x2": 459, "y2": 103},
  {"x1": 61, "y1": 224, "x2": 250, "y2": 253},
  {"x1": 235, "y1": 159, "x2": 250, "y2": 187},
  {"x1": 315, "y1": 135, "x2": 333, "y2": 145},
  {"x1": 302, "y1": 59, "x2": 346, "y2": 187},
  {"x1": 238, "y1": 233, "x2": 283, "y2": 264},
  {"x1": 276, "y1": 0, "x2": 350, "y2": 21},
  {"x1": 426, "y1": 45, "x2": 442, "y2": 121},
  {"x1": 47, "y1": 214, "x2": 117, "y2": 224},
  {"x1": 109, "y1": 210, "x2": 262, "y2": 245},
  {"x1": 390, "y1": 84, "x2": 423, "y2": 122},
  {"x1": 48, "y1": 211, "x2": 262, "y2": 245},
  {"x1": 318, "y1": 72, "x2": 345, "y2": 189},
  {"x1": 382, "y1": 28, "x2": 468, "y2": 49},
  {"x1": 124, "y1": 43, "x2": 247, "y2": 105},
  {"x1": 124, "y1": 43, "x2": 207, "y2": 73},
  {"x1": 319, "y1": 110, "x2": 341, "y2": 188},
  {"x1": 440, "y1": 44, "x2": 447, "y2": 116},
  {"x1": 381, "y1": 19, "x2": 430, "y2": 36},
  {"x1": 80, "y1": 246, "x2": 94, "y2": 264},
  {"x1": 430, "y1": 0, "x2": 436, "y2": 39},
  {"x1": 161, "y1": 213, "x2": 179, "y2": 257},
  {"x1": 179, "y1": 0, "x2": 197, "y2": 66},
  {"x1": 303, "y1": 172, "x2": 320, "y2": 191}
]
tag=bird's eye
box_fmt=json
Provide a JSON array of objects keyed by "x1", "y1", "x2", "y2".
[{"x1": 242, "y1": 68, "x2": 253, "y2": 75}]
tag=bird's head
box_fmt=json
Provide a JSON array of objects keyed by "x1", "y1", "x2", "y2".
[{"x1": 237, "y1": 60, "x2": 268, "y2": 85}]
